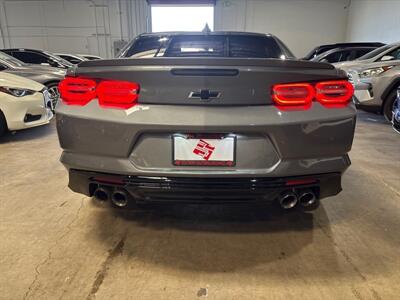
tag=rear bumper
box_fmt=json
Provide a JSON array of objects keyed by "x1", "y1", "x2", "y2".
[
  {"x1": 68, "y1": 169, "x2": 342, "y2": 203},
  {"x1": 57, "y1": 102, "x2": 356, "y2": 178}
]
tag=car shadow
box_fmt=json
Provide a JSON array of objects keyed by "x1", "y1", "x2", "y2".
[
  {"x1": 0, "y1": 121, "x2": 55, "y2": 143},
  {"x1": 92, "y1": 201, "x2": 338, "y2": 275}
]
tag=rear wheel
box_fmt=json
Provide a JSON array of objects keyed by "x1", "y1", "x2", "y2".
[
  {"x1": 0, "y1": 111, "x2": 7, "y2": 137},
  {"x1": 383, "y1": 89, "x2": 398, "y2": 121}
]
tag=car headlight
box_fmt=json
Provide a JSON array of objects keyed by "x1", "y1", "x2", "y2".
[
  {"x1": 359, "y1": 66, "x2": 394, "y2": 79},
  {"x1": 0, "y1": 87, "x2": 36, "y2": 97}
]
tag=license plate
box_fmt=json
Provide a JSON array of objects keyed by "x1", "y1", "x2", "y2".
[{"x1": 173, "y1": 134, "x2": 235, "y2": 166}]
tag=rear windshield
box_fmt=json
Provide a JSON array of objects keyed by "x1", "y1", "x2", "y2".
[{"x1": 121, "y1": 35, "x2": 294, "y2": 59}]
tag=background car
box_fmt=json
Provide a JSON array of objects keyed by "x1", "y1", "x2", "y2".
[
  {"x1": 303, "y1": 42, "x2": 385, "y2": 60},
  {"x1": 311, "y1": 46, "x2": 378, "y2": 63},
  {"x1": 334, "y1": 43, "x2": 400, "y2": 120},
  {"x1": 1, "y1": 48, "x2": 73, "y2": 69},
  {"x1": 334, "y1": 42, "x2": 400, "y2": 71},
  {"x1": 55, "y1": 53, "x2": 88, "y2": 64},
  {"x1": 0, "y1": 51, "x2": 65, "y2": 108},
  {"x1": 0, "y1": 72, "x2": 53, "y2": 136}
]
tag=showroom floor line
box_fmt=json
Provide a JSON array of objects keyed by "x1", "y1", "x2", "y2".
[{"x1": 0, "y1": 111, "x2": 399, "y2": 300}]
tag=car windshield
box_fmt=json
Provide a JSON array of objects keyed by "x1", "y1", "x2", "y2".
[
  {"x1": 44, "y1": 51, "x2": 74, "y2": 67},
  {"x1": 357, "y1": 44, "x2": 392, "y2": 60},
  {"x1": 0, "y1": 51, "x2": 26, "y2": 67}
]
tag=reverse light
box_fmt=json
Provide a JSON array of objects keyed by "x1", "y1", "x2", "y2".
[
  {"x1": 359, "y1": 66, "x2": 394, "y2": 79},
  {"x1": 97, "y1": 80, "x2": 140, "y2": 109},
  {"x1": 58, "y1": 77, "x2": 96, "y2": 105},
  {"x1": 315, "y1": 80, "x2": 354, "y2": 104},
  {"x1": 272, "y1": 83, "x2": 314, "y2": 106}
]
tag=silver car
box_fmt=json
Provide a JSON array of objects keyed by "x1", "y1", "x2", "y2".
[
  {"x1": 0, "y1": 51, "x2": 65, "y2": 108},
  {"x1": 56, "y1": 32, "x2": 356, "y2": 211},
  {"x1": 334, "y1": 43, "x2": 400, "y2": 120}
]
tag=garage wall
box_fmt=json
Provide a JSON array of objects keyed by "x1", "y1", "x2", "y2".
[
  {"x1": 0, "y1": 0, "x2": 150, "y2": 58},
  {"x1": 215, "y1": 0, "x2": 350, "y2": 57},
  {"x1": 346, "y1": 0, "x2": 400, "y2": 44}
]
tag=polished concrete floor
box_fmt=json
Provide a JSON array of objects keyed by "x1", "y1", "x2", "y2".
[{"x1": 0, "y1": 111, "x2": 399, "y2": 300}]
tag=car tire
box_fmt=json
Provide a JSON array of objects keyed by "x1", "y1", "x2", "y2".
[
  {"x1": 46, "y1": 82, "x2": 60, "y2": 110},
  {"x1": 0, "y1": 111, "x2": 7, "y2": 137},
  {"x1": 383, "y1": 89, "x2": 397, "y2": 122}
]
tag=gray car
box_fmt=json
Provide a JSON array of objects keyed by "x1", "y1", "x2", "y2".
[
  {"x1": 56, "y1": 32, "x2": 356, "y2": 211},
  {"x1": 0, "y1": 51, "x2": 65, "y2": 107},
  {"x1": 334, "y1": 43, "x2": 400, "y2": 120}
]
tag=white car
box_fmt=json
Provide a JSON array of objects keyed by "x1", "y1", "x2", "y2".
[{"x1": 0, "y1": 72, "x2": 53, "y2": 136}]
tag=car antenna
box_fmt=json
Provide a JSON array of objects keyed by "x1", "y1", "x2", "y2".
[{"x1": 202, "y1": 23, "x2": 211, "y2": 34}]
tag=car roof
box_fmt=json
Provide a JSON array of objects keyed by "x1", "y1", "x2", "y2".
[
  {"x1": 2, "y1": 48, "x2": 46, "y2": 53},
  {"x1": 138, "y1": 31, "x2": 274, "y2": 38}
]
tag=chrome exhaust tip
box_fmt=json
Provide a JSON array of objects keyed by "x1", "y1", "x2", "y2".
[
  {"x1": 279, "y1": 191, "x2": 298, "y2": 209},
  {"x1": 93, "y1": 187, "x2": 110, "y2": 201},
  {"x1": 298, "y1": 190, "x2": 317, "y2": 207},
  {"x1": 111, "y1": 190, "x2": 129, "y2": 207}
]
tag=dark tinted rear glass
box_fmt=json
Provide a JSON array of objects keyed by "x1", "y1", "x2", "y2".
[
  {"x1": 228, "y1": 35, "x2": 283, "y2": 58},
  {"x1": 165, "y1": 36, "x2": 225, "y2": 57},
  {"x1": 123, "y1": 35, "x2": 293, "y2": 59}
]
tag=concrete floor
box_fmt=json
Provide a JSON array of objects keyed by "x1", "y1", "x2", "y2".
[{"x1": 0, "y1": 111, "x2": 399, "y2": 300}]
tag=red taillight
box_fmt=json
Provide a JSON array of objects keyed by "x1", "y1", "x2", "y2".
[
  {"x1": 97, "y1": 80, "x2": 140, "y2": 109},
  {"x1": 272, "y1": 80, "x2": 353, "y2": 108},
  {"x1": 315, "y1": 80, "x2": 354, "y2": 104},
  {"x1": 58, "y1": 77, "x2": 96, "y2": 105},
  {"x1": 59, "y1": 77, "x2": 140, "y2": 109},
  {"x1": 272, "y1": 83, "x2": 314, "y2": 106}
]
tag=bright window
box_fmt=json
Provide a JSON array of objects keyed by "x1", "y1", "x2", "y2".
[{"x1": 151, "y1": 5, "x2": 214, "y2": 32}]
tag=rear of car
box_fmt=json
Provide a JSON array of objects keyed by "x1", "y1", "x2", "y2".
[
  {"x1": 56, "y1": 32, "x2": 356, "y2": 210},
  {"x1": 0, "y1": 72, "x2": 53, "y2": 136}
]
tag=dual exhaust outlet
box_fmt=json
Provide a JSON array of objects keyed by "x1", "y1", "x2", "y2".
[
  {"x1": 279, "y1": 189, "x2": 317, "y2": 210},
  {"x1": 93, "y1": 186, "x2": 129, "y2": 207}
]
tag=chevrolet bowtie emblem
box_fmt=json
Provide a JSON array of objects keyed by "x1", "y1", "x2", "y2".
[{"x1": 189, "y1": 90, "x2": 221, "y2": 100}]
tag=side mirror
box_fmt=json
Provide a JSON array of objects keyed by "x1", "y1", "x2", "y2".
[
  {"x1": 320, "y1": 59, "x2": 329, "y2": 63},
  {"x1": 40, "y1": 63, "x2": 51, "y2": 66},
  {"x1": 381, "y1": 55, "x2": 394, "y2": 61}
]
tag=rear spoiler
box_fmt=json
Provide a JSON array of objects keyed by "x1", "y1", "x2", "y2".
[{"x1": 78, "y1": 57, "x2": 335, "y2": 70}]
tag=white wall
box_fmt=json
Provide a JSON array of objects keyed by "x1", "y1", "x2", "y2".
[
  {"x1": 1, "y1": 0, "x2": 397, "y2": 60},
  {"x1": 215, "y1": 0, "x2": 350, "y2": 57},
  {"x1": 0, "y1": 0, "x2": 150, "y2": 58},
  {"x1": 346, "y1": 0, "x2": 400, "y2": 44}
]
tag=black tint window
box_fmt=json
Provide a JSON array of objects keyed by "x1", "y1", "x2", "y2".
[
  {"x1": 0, "y1": 63, "x2": 7, "y2": 71},
  {"x1": 383, "y1": 47, "x2": 400, "y2": 60},
  {"x1": 322, "y1": 52, "x2": 341, "y2": 63},
  {"x1": 11, "y1": 51, "x2": 48, "y2": 64},
  {"x1": 126, "y1": 36, "x2": 168, "y2": 58},
  {"x1": 165, "y1": 36, "x2": 225, "y2": 57},
  {"x1": 355, "y1": 49, "x2": 373, "y2": 58},
  {"x1": 59, "y1": 55, "x2": 82, "y2": 64},
  {"x1": 123, "y1": 35, "x2": 292, "y2": 59},
  {"x1": 229, "y1": 36, "x2": 283, "y2": 58}
]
